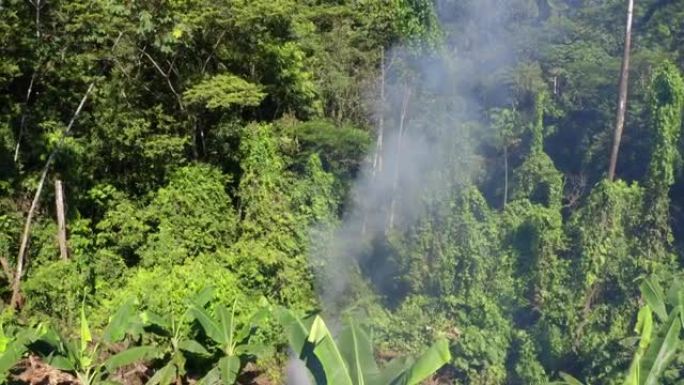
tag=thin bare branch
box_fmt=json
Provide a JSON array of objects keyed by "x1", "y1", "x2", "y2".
[
  {"x1": 139, "y1": 48, "x2": 185, "y2": 111},
  {"x1": 14, "y1": 71, "x2": 38, "y2": 163},
  {"x1": 201, "y1": 29, "x2": 228, "y2": 74}
]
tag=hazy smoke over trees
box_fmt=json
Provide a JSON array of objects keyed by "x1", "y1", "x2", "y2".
[{"x1": 312, "y1": 0, "x2": 544, "y2": 311}]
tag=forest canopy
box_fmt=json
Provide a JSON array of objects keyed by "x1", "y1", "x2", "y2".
[{"x1": 0, "y1": 0, "x2": 684, "y2": 384}]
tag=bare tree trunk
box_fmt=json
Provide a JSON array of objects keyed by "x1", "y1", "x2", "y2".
[
  {"x1": 54, "y1": 179, "x2": 68, "y2": 260},
  {"x1": 608, "y1": 0, "x2": 634, "y2": 181},
  {"x1": 386, "y1": 85, "x2": 411, "y2": 234},
  {"x1": 28, "y1": 0, "x2": 44, "y2": 39},
  {"x1": 372, "y1": 47, "x2": 386, "y2": 176},
  {"x1": 503, "y1": 145, "x2": 508, "y2": 209}
]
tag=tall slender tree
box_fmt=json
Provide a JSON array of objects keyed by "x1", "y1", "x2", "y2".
[{"x1": 608, "y1": 0, "x2": 635, "y2": 180}]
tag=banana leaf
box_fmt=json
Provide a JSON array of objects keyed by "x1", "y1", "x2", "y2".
[
  {"x1": 178, "y1": 339, "x2": 211, "y2": 356},
  {"x1": 103, "y1": 300, "x2": 137, "y2": 343},
  {"x1": 337, "y1": 319, "x2": 379, "y2": 385},
  {"x1": 216, "y1": 304, "x2": 235, "y2": 353},
  {"x1": 307, "y1": 316, "x2": 354, "y2": 385},
  {"x1": 104, "y1": 345, "x2": 161, "y2": 372},
  {"x1": 146, "y1": 363, "x2": 177, "y2": 385},
  {"x1": 189, "y1": 305, "x2": 224, "y2": 345},
  {"x1": 640, "y1": 278, "x2": 667, "y2": 322},
  {"x1": 639, "y1": 307, "x2": 682, "y2": 385},
  {"x1": 402, "y1": 338, "x2": 451, "y2": 385},
  {"x1": 218, "y1": 355, "x2": 240, "y2": 385}
]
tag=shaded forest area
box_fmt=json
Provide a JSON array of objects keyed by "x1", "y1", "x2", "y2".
[{"x1": 1, "y1": 0, "x2": 684, "y2": 384}]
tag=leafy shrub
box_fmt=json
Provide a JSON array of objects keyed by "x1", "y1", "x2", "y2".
[
  {"x1": 140, "y1": 164, "x2": 238, "y2": 267},
  {"x1": 103, "y1": 256, "x2": 245, "y2": 321},
  {"x1": 22, "y1": 260, "x2": 86, "y2": 327}
]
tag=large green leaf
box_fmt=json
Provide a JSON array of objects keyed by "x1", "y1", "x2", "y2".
[
  {"x1": 39, "y1": 328, "x2": 62, "y2": 348},
  {"x1": 234, "y1": 343, "x2": 269, "y2": 358},
  {"x1": 146, "y1": 363, "x2": 177, "y2": 385},
  {"x1": 338, "y1": 320, "x2": 379, "y2": 385},
  {"x1": 80, "y1": 305, "x2": 92, "y2": 354},
  {"x1": 623, "y1": 353, "x2": 640, "y2": 385},
  {"x1": 48, "y1": 354, "x2": 76, "y2": 372},
  {"x1": 140, "y1": 311, "x2": 170, "y2": 332},
  {"x1": 307, "y1": 316, "x2": 354, "y2": 385},
  {"x1": 640, "y1": 278, "x2": 668, "y2": 322},
  {"x1": 216, "y1": 304, "x2": 235, "y2": 354},
  {"x1": 636, "y1": 305, "x2": 654, "y2": 350},
  {"x1": 104, "y1": 346, "x2": 161, "y2": 372},
  {"x1": 178, "y1": 339, "x2": 211, "y2": 356},
  {"x1": 189, "y1": 287, "x2": 216, "y2": 308},
  {"x1": 665, "y1": 278, "x2": 683, "y2": 307},
  {"x1": 219, "y1": 355, "x2": 241, "y2": 385},
  {"x1": 623, "y1": 306, "x2": 655, "y2": 385},
  {"x1": 63, "y1": 338, "x2": 81, "y2": 367},
  {"x1": 189, "y1": 306, "x2": 224, "y2": 345},
  {"x1": 103, "y1": 300, "x2": 136, "y2": 343},
  {"x1": 639, "y1": 308, "x2": 682, "y2": 385},
  {"x1": 0, "y1": 325, "x2": 10, "y2": 354},
  {"x1": 279, "y1": 309, "x2": 348, "y2": 385},
  {"x1": 0, "y1": 341, "x2": 28, "y2": 377},
  {"x1": 402, "y1": 338, "x2": 451, "y2": 385},
  {"x1": 197, "y1": 366, "x2": 220, "y2": 385}
]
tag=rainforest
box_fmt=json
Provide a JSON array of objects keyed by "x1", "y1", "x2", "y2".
[{"x1": 0, "y1": 0, "x2": 683, "y2": 384}]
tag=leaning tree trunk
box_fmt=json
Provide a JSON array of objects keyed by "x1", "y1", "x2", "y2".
[
  {"x1": 608, "y1": 0, "x2": 635, "y2": 181},
  {"x1": 10, "y1": 83, "x2": 95, "y2": 308},
  {"x1": 10, "y1": 33, "x2": 122, "y2": 308}
]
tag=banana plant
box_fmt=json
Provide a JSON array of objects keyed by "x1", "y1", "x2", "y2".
[
  {"x1": 0, "y1": 323, "x2": 45, "y2": 383},
  {"x1": 622, "y1": 276, "x2": 682, "y2": 385},
  {"x1": 140, "y1": 287, "x2": 269, "y2": 385},
  {"x1": 141, "y1": 287, "x2": 217, "y2": 385},
  {"x1": 140, "y1": 312, "x2": 197, "y2": 385},
  {"x1": 278, "y1": 309, "x2": 452, "y2": 385},
  {"x1": 189, "y1": 297, "x2": 270, "y2": 385},
  {"x1": 37, "y1": 301, "x2": 159, "y2": 385},
  {"x1": 553, "y1": 276, "x2": 683, "y2": 385}
]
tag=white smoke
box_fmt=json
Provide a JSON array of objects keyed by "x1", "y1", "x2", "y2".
[
  {"x1": 312, "y1": 0, "x2": 542, "y2": 312},
  {"x1": 286, "y1": 356, "x2": 313, "y2": 385}
]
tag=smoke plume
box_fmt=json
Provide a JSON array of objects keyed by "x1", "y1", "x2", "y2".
[{"x1": 313, "y1": 0, "x2": 541, "y2": 313}]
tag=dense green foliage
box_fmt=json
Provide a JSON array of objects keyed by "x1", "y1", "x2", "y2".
[{"x1": 1, "y1": 0, "x2": 684, "y2": 384}]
